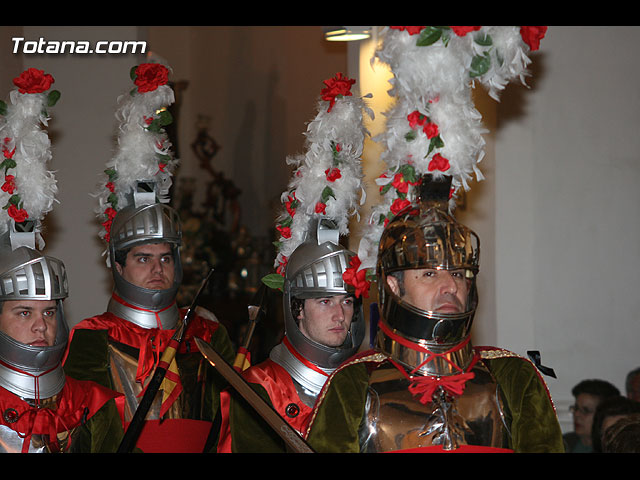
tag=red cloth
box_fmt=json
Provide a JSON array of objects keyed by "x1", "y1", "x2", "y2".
[
  {"x1": 0, "y1": 376, "x2": 120, "y2": 452},
  {"x1": 63, "y1": 304, "x2": 223, "y2": 453},
  {"x1": 218, "y1": 358, "x2": 313, "y2": 453}
]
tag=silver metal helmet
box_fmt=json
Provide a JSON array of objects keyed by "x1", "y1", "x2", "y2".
[
  {"x1": 377, "y1": 174, "x2": 480, "y2": 357},
  {"x1": 0, "y1": 226, "x2": 68, "y2": 400},
  {"x1": 282, "y1": 218, "x2": 365, "y2": 369},
  {"x1": 108, "y1": 183, "x2": 183, "y2": 313}
]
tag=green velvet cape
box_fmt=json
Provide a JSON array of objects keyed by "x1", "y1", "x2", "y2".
[{"x1": 305, "y1": 348, "x2": 565, "y2": 453}]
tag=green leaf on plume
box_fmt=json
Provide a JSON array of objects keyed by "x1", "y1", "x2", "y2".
[
  {"x1": 416, "y1": 26, "x2": 444, "y2": 47},
  {"x1": 158, "y1": 109, "x2": 173, "y2": 126},
  {"x1": 378, "y1": 213, "x2": 386, "y2": 225},
  {"x1": 380, "y1": 183, "x2": 392, "y2": 195},
  {"x1": 1, "y1": 159, "x2": 16, "y2": 173},
  {"x1": 469, "y1": 53, "x2": 491, "y2": 78},
  {"x1": 8, "y1": 194, "x2": 20, "y2": 206},
  {"x1": 104, "y1": 168, "x2": 117, "y2": 181},
  {"x1": 0, "y1": 100, "x2": 6, "y2": 116},
  {"x1": 474, "y1": 32, "x2": 493, "y2": 47},
  {"x1": 272, "y1": 240, "x2": 282, "y2": 249},
  {"x1": 427, "y1": 135, "x2": 445, "y2": 156},
  {"x1": 107, "y1": 193, "x2": 118, "y2": 208},
  {"x1": 321, "y1": 186, "x2": 335, "y2": 203},
  {"x1": 405, "y1": 130, "x2": 417, "y2": 142},
  {"x1": 280, "y1": 216, "x2": 292, "y2": 228},
  {"x1": 262, "y1": 273, "x2": 284, "y2": 291},
  {"x1": 156, "y1": 153, "x2": 172, "y2": 163},
  {"x1": 399, "y1": 163, "x2": 417, "y2": 183},
  {"x1": 130, "y1": 66, "x2": 138, "y2": 81},
  {"x1": 47, "y1": 90, "x2": 61, "y2": 107}
]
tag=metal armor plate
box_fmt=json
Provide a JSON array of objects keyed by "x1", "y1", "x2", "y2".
[{"x1": 360, "y1": 360, "x2": 510, "y2": 452}]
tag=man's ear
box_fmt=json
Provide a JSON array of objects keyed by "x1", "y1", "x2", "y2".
[
  {"x1": 386, "y1": 275, "x2": 400, "y2": 296},
  {"x1": 115, "y1": 262, "x2": 123, "y2": 276}
]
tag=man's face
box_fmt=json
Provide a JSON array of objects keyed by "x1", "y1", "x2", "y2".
[
  {"x1": 0, "y1": 299, "x2": 58, "y2": 347},
  {"x1": 298, "y1": 294, "x2": 355, "y2": 347},
  {"x1": 386, "y1": 268, "x2": 469, "y2": 314},
  {"x1": 115, "y1": 242, "x2": 175, "y2": 290}
]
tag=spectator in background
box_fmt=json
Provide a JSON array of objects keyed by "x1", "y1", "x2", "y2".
[
  {"x1": 563, "y1": 379, "x2": 620, "y2": 453},
  {"x1": 591, "y1": 395, "x2": 640, "y2": 453},
  {"x1": 601, "y1": 413, "x2": 640, "y2": 453},
  {"x1": 625, "y1": 367, "x2": 640, "y2": 402}
]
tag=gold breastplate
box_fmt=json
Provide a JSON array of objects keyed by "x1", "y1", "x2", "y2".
[{"x1": 360, "y1": 360, "x2": 510, "y2": 452}]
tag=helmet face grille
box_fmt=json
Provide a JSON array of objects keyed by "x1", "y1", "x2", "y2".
[
  {"x1": 289, "y1": 249, "x2": 352, "y2": 297},
  {"x1": 0, "y1": 256, "x2": 68, "y2": 301},
  {"x1": 111, "y1": 203, "x2": 182, "y2": 252}
]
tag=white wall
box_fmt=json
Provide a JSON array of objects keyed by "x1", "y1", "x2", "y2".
[{"x1": 495, "y1": 26, "x2": 640, "y2": 431}]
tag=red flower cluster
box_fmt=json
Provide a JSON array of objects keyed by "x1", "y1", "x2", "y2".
[
  {"x1": 277, "y1": 224, "x2": 292, "y2": 239},
  {"x1": 342, "y1": 255, "x2": 370, "y2": 299},
  {"x1": 276, "y1": 256, "x2": 288, "y2": 275},
  {"x1": 390, "y1": 198, "x2": 411, "y2": 215},
  {"x1": 428, "y1": 153, "x2": 450, "y2": 172},
  {"x1": 520, "y1": 26, "x2": 547, "y2": 51},
  {"x1": 134, "y1": 63, "x2": 169, "y2": 93},
  {"x1": 390, "y1": 26, "x2": 425, "y2": 35},
  {"x1": 321, "y1": 73, "x2": 355, "y2": 112},
  {"x1": 325, "y1": 167, "x2": 342, "y2": 182},
  {"x1": 101, "y1": 207, "x2": 118, "y2": 242},
  {"x1": 450, "y1": 26, "x2": 481, "y2": 36},
  {"x1": 1, "y1": 175, "x2": 15, "y2": 194},
  {"x1": 407, "y1": 111, "x2": 439, "y2": 139},
  {"x1": 7, "y1": 204, "x2": 28, "y2": 223},
  {"x1": 13, "y1": 68, "x2": 54, "y2": 94}
]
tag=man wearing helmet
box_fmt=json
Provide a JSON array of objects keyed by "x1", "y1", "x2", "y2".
[
  {"x1": 63, "y1": 193, "x2": 235, "y2": 453},
  {"x1": 304, "y1": 175, "x2": 564, "y2": 453},
  {"x1": 0, "y1": 239, "x2": 124, "y2": 453},
  {"x1": 217, "y1": 219, "x2": 365, "y2": 452}
]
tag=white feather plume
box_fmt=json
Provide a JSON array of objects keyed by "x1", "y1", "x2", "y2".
[
  {"x1": 357, "y1": 26, "x2": 545, "y2": 272},
  {"x1": 94, "y1": 64, "x2": 177, "y2": 245},
  {"x1": 0, "y1": 78, "x2": 59, "y2": 248},
  {"x1": 272, "y1": 75, "x2": 373, "y2": 273}
]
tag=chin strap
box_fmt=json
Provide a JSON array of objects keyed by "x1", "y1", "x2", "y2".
[{"x1": 379, "y1": 321, "x2": 479, "y2": 403}]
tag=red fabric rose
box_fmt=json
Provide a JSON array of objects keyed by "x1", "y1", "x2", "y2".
[
  {"x1": 450, "y1": 26, "x2": 481, "y2": 37},
  {"x1": 428, "y1": 153, "x2": 450, "y2": 172},
  {"x1": 276, "y1": 256, "x2": 288, "y2": 275},
  {"x1": 390, "y1": 198, "x2": 411, "y2": 215},
  {"x1": 407, "y1": 111, "x2": 426, "y2": 129},
  {"x1": 520, "y1": 26, "x2": 547, "y2": 51},
  {"x1": 3, "y1": 147, "x2": 15, "y2": 159},
  {"x1": 321, "y1": 73, "x2": 355, "y2": 112},
  {"x1": 424, "y1": 122, "x2": 439, "y2": 139},
  {"x1": 1, "y1": 175, "x2": 16, "y2": 194},
  {"x1": 7, "y1": 204, "x2": 28, "y2": 223},
  {"x1": 391, "y1": 173, "x2": 410, "y2": 194},
  {"x1": 285, "y1": 194, "x2": 297, "y2": 218},
  {"x1": 314, "y1": 202, "x2": 327, "y2": 214},
  {"x1": 342, "y1": 255, "x2": 370, "y2": 299},
  {"x1": 134, "y1": 63, "x2": 169, "y2": 93},
  {"x1": 325, "y1": 167, "x2": 342, "y2": 182},
  {"x1": 106, "y1": 182, "x2": 115, "y2": 193},
  {"x1": 277, "y1": 224, "x2": 292, "y2": 239},
  {"x1": 390, "y1": 26, "x2": 425, "y2": 35},
  {"x1": 13, "y1": 68, "x2": 54, "y2": 94},
  {"x1": 104, "y1": 207, "x2": 118, "y2": 220}
]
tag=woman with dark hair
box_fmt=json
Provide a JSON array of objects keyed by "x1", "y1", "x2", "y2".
[{"x1": 591, "y1": 395, "x2": 640, "y2": 453}]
